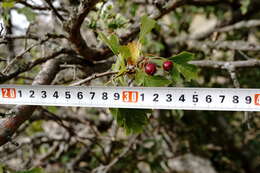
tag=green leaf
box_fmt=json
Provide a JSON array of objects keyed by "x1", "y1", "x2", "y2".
[
  {"x1": 240, "y1": 0, "x2": 250, "y2": 14},
  {"x1": 169, "y1": 51, "x2": 198, "y2": 81},
  {"x1": 175, "y1": 63, "x2": 198, "y2": 81},
  {"x1": 47, "y1": 106, "x2": 58, "y2": 114},
  {"x1": 17, "y1": 7, "x2": 36, "y2": 22},
  {"x1": 169, "y1": 51, "x2": 194, "y2": 64},
  {"x1": 112, "y1": 54, "x2": 126, "y2": 71},
  {"x1": 110, "y1": 108, "x2": 150, "y2": 134},
  {"x1": 26, "y1": 120, "x2": 44, "y2": 136},
  {"x1": 170, "y1": 67, "x2": 181, "y2": 83},
  {"x1": 2, "y1": 1, "x2": 15, "y2": 8},
  {"x1": 0, "y1": 164, "x2": 3, "y2": 173},
  {"x1": 144, "y1": 75, "x2": 171, "y2": 87},
  {"x1": 15, "y1": 168, "x2": 46, "y2": 173},
  {"x1": 134, "y1": 70, "x2": 146, "y2": 85},
  {"x1": 139, "y1": 15, "x2": 156, "y2": 44},
  {"x1": 98, "y1": 33, "x2": 120, "y2": 55},
  {"x1": 118, "y1": 45, "x2": 131, "y2": 59}
]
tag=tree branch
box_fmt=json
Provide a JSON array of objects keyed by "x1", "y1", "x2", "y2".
[
  {"x1": 0, "y1": 59, "x2": 61, "y2": 146},
  {"x1": 44, "y1": 0, "x2": 64, "y2": 21},
  {"x1": 70, "y1": 71, "x2": 118, "y2": 86},
  {"x1": 0, "y1": 48, "x2": 75, "y2": 84},
  {"x1": 187, "y1": 40, "x2": 260, "y2": 51},
  {"x1": 190, "y1": 59, "x2": 260, "y2": 69},
  {"x1": 217, "y1": 19, "x2": 260, "y2": 32},
  {"x1": 18, "y1": 0, "x2": 68, "y2": 13},
  {"x1": 64, "y1": 0, "x2": 101, "y2": 61}
]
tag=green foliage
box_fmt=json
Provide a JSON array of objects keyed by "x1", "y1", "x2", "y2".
[
  {"x1": 1, "y1": 0, "x2": 15, "y2": 8},
  {"x1": 99, "y1": 16, "x2": 198, "y2": 133},
  {"x1": 170, "y1": 67, "x2": 182, "y2": 83},
  {"x1": 110, "y1": 108, "x2": 150, "y2": 134},
  {"x1": 135, "y1": 70, "x2": 172, "y2": 87},
  {"x1": 98, "y1": 33, "x2": 120, "y2": 55},
  {"x1": 0, "y1": 164, "x2": 3, "y2": 173},
  {"x1": 240, "y1": 0, "x2": 250, "y2": 14},
  {"x1": 107, "y1": 14, "x2": 128, "y2": 29},
  {"x1": 17, "y1": 7, "x2": 36, "y2": 22},
  {"x1": 26, "y1": 120, "x2": 44, "y2": 136},
  {"x1": 139, "y1": 15, "x2": 156, "y2": 44},
  {"x1": 169, "y1": 52, "x2": 198, "y2": 81},
  {"x1": 169, "y1": 51, "x2": 194, "y2": 64},
  {"x1": 144, "y1": 75, "x2": 171, "y2": 87},
  {"x1": 47, "y1": 106, "x2": 58, "y2": 114},
  {"x1": 14, "y1": 168, "x2": 45, "y2": 173}
]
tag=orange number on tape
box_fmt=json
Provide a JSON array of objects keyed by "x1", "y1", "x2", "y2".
[
  {"x1": 1, "y1": 88, "x2": 16, "y2": 98},
  {"x1": 122, "y1": 91, "x2": 138, "y2": 103},
  {"x1": 255, "y1": 94, "x2": 260, "y2": 106}
]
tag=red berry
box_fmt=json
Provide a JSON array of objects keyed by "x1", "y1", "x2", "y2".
[
  {"x1": 163, "y1": 61, "x2": 173, "y2": 71},
  {"x1": 145, "y1": 63, "x2": 157, "y2": 75}
]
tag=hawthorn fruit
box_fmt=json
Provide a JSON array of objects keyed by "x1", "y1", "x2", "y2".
[
  {"x1": 163, "y1": 61, "x2": 173, "y2": 71},
  {"x1": 145, "y1": 63, "x2": 157, "y2": 75}
]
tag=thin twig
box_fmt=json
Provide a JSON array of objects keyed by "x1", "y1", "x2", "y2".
[
  {"x1": 18, "y1": 0, "x2": 68, "y2": 13},
  {"x1": 190, "y1": 59, "x2": 260, "y2": 69},
  {"x1": 44, "y1": 0, "x2": 64, "y2": 21},
  {"x1": 0, "y1": 23, "x2": 4, "y2": 36},
  {"x1": 70, "y1": 71, "x2": 118, "y2": 86},
  {"x1": 187, "y1": 40, "x2": 260, "y2": 51},
  {"x1": 2, "y1": 37, "x2": 50, "y2": 74},
  {"x1": 217, "y1": 20, "x2": 260, "y2": 32},
  {"x1": 92, "y1": 134, "x2": 138, "y2": 173},
  {"x1": 0, "y1": 48, "x2": 74, "y2": 84}
]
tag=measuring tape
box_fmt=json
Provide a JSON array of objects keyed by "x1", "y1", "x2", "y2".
[{"x1": 0, "y1": 85, "x2": 260, "y2": 111}]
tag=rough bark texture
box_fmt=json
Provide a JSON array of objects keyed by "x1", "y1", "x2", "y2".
[{"x1": 0, "y1": 59, "x2": 60, "y2": 146}]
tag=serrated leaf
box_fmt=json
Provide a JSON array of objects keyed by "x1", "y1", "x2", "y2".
[
  {"x1": 17, "y1": 7, "x2": 36, "y2": 22},
  {"x1": 139, "y1": 15, "x2": 156, "y2": 44},
  {"x1": 144, "y1": 75, "x2": 171, "y2": 87},
  {"x1": 175, "y1": 63, "x2": 198, "y2": 81},
  {"x1": 99, "y1": 33, "x2": 120, "y2": 55},
  {"x1": 169, "y1": 51, "x2": 194, "y2": 64},
  {"x1": 170, "y1": 67, "x2": 181, "y2": 83},
  {"x1": 110, "y1": 108, "x2": 150, "y2": 134}
]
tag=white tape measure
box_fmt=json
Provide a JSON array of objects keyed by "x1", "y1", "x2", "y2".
[{"x1": 0, "y1": 85, "x2": 260, "y2": 111}]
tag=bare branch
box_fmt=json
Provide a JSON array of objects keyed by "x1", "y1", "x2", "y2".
[
  {"x1": 0, "y1": 48, "x2": 74, "y2": 84},
  {"x1": 64, "y1": 0, "x2": 101, "y2": 61},
  {"x1": 70, "y1": 71, "x2": 118, "y2": 86},
  {"x1": 18, "y1": 0, "x2": 68, "y2": 13},
  {"x1": 190, "y1": 59, "x2": 260, "y2": 69},
  {"x1": 92, "y1": 134, "x2": 138, "y2": 173},
  {"x1": 2, "y1": 37, "x2": 50, "y2": 74},
  {"x1": 187, "y1": 40, "x2": 260, "y2": 51},
  {"x1": 0, "y1": 23, "x2": 4, "y2": 36},
  {"x1": 217, "y1": 19, "x2": 260, "y2": 32},
  {"x1": 0, "y1": 59, "x2": 61, "y2": 146},
  {"x1": 44, "y1": 0, "x2": 64, "y2": 21}
]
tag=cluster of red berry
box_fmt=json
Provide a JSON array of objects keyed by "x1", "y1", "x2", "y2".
[{"x1": 144, "y1": 61, "x2": 173, "y2": 75}]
